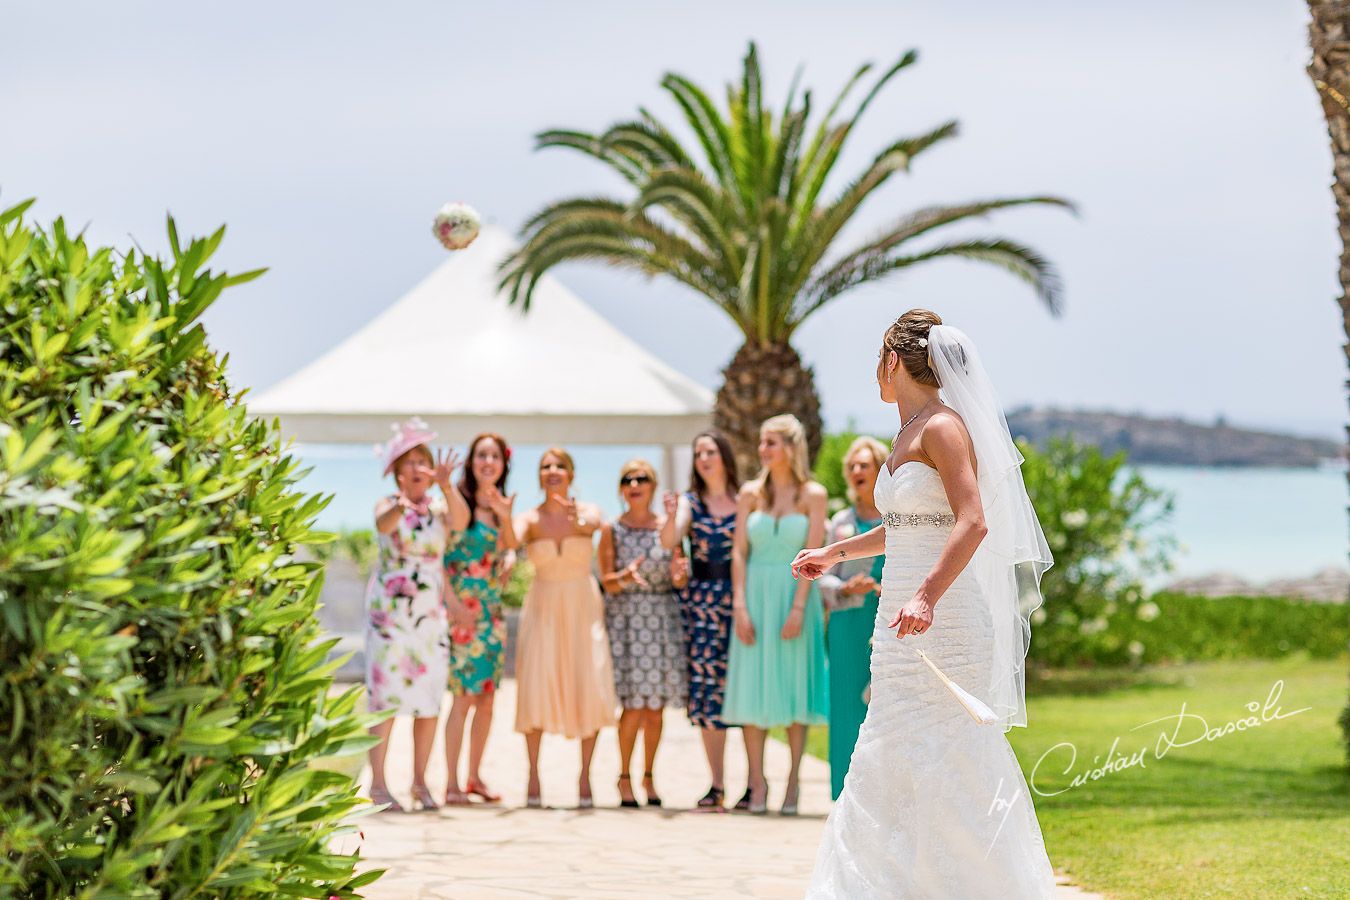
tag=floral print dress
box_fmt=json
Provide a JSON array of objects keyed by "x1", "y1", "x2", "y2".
[
  {"x1": 683, "y1": 492, "x2": 736, "y2": 729},
  {"x1": 364, "y1": 495, "x2": 451, "y2": 717},
  {"x1": 445, "y1": 517, "x2": 507, "y2": 695}
]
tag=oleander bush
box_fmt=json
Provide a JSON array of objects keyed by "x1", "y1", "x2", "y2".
[
  {"x1": 1018, "y1": 436, "x2": 1175, "y2": 666},
  {"x1": 0, "y1": 201, "x2": 383, "y2": 898}
]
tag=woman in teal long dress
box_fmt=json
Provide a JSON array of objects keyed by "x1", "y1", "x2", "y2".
[
  {"x1": 816, "y1": 437, "x2": 889, "y2": 800},
  {"x1": 723, "y1": 414, "x2": 829, "y2": 816}
]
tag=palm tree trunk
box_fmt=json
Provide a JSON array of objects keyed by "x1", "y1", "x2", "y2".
[
  {"x1": 713, "y1": 342, "x2": 825, "y2": 479},
  {"x1": 1306, "y1": 0, "x2": 1350, "y2": 763}
]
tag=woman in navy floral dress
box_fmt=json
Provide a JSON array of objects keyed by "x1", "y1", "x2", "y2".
[{"x1": 661, "y1": 430, "x2": 742, "y2": 808}]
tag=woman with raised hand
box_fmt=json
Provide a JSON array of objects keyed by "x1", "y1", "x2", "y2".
[
  {"x1": 660, "y1": 430, "x2": 743, "y2": 809},
  {"x1": 598, "y1": 459, "x2": 688, "y2": 808},
  {"x1": 365, "y1": 418, "x2": 465, "y2": 812},
  {"x1": 722, "y1": 414, "x2": 829, "y2": 816},
  {"x1": 442, "y1": 432, "x2": 518, "y2": 805},
  {"x1": 795, "y1": 309, "x2": 1057, "y2": 898},
  {"x1": 512, "y1": 447, "x2": 617, "y2": 809},
  {"x1": 815, "y1": 436, "x2": 888, "y2": 800}
]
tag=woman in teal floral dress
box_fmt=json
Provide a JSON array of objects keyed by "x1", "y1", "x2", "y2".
[{"x1": 442, "y1": 433, "x2": 518, "y2": 805}]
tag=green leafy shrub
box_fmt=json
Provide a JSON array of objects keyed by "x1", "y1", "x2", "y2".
[
  {"x1": 1104, "y1": 592, "x2": 1348, "y2": 664},
  {"x1": 1020, "y1": 436, "x2": 1175, "y2": 666},
  {"x1": 309, "y1": 528, "x2": 379, "y2": 571},
  {"x1": 0, "y1": 202, "x2": 383, "y2": 898}
]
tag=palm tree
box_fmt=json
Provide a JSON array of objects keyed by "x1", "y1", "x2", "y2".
[
  {"x1": 1305, "y1": 0, "x2": 1350, "y2": 762},
  {"x1": 500, "y1": 43, "x2": 1071, "y2": 473}
]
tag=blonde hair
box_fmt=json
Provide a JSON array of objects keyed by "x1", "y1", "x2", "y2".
[
  {"x1": 618, "y1": 458, "x2": 658, "y2": 492},
  {"x1": 538, "y1": 446, "x2": 575, "y2": 489},
  {"x1": 751, "y1": 414, "x2": 810, "y2": 510},
  {"x1": 842, "y1": 436, "x2": 889, "y2": 505}
]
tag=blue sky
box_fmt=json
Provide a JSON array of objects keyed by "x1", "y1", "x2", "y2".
[{"x1": 4, "y1": 0, "x2": 1344, "y2": 439}]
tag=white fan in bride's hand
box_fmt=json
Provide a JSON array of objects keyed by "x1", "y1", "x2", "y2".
[{"x1": 915, "y1": 649, "x2": 999, "y2": 726}]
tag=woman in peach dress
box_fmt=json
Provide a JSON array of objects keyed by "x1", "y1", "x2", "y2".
[{"x1": 512, "y1": 447, "x2": 618, "y2": 808}]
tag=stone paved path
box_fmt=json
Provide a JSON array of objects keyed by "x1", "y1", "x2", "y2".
[{"x1": 343, "y1": 680, "x2": 1104, "y2": 899}]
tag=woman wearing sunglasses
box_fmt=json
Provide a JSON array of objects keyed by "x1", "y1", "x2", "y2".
[{"x1": 597, "y1": 459, "x2": 689, "y2": 808}]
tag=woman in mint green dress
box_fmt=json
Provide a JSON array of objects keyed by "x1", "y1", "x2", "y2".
[
  {"x1": 816, "y1": 436, "x2": 889, "y2": 800},
  {"x1": 442, "y1": 433, "x2": 518, "y2": 805},
  {"x1": 723, "y1": 415, "x2": 829, "y2": 816}
]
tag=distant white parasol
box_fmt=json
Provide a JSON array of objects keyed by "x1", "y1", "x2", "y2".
[{"x1": 432, "y1": 202, "x2": 481, "y2": 250}]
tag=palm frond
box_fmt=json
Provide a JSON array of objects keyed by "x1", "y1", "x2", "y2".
[
  {"x1": 661, "y1": 73, "x2": 743, "y2": 214},
  {"x1": 500, "y1": 204, "x2": 729, "y2": 314},
  {"x1": 602, "y1": 118, "x2": 695, "y2": 172},
  {"x1": 629, "y1": 167, "x2": 742, "y2": 276},
  {"x1": 536, "y1": 130, "x2": 646, "y2": 184},
  {"x1": 790, "y1": 237, "x2": 1065, "y2": 328},
  {"x1": 808, "y1": 196, "x2": 1073, "y2": 296}
]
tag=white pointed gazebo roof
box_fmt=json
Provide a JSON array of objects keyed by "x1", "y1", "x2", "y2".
[{"x1": 249, "y1": 224, "x2": 713, "y2": 447}]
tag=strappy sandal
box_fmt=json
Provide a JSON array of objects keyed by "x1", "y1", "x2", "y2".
[
  {"x1": 465, "y1": 779, "x2": 501, "y2": 804},
  {"x1": 617, "y1": 773, "x2": 640, "y2": 809},
  {"x1": 410, "y1": 784, "x2": 440, "y2": 812},
  {"x1": 697, "y1": 786, "x2": 726, "y2": 808},
  {"x1": 442, "y1": 787, "x2": 472, "y2": 806},
  {"x1": 733, "y1": 787, "x2": 752, "y2": 811},
  {"x1": 642, "y1": 771, "x2": 662, "y2": 808},
  {"x1": 369, "y1": 786, "x2": 405, "y2": 813}
]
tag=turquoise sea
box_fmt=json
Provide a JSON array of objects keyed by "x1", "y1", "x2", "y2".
[{"x1": 291, "y1": 444, "x2": 1348, "y2": 584}]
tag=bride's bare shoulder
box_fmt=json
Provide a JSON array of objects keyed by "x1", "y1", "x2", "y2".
[{"x1": 921, "y1": 407, "x2": 973, "y2": 450}]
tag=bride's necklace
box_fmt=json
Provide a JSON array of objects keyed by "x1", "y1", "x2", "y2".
[{"x1": 893, "y1": 398, "x2": 939, "y2": 445}]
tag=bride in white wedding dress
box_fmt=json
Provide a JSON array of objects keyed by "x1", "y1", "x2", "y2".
[{"x1": 792, "y1": 310, "x2": 1058, "y2": 899}]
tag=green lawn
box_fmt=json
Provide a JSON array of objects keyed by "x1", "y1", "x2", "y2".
[{"x1": 784, "y1": 657, "x2": 1350, "y2": 900}]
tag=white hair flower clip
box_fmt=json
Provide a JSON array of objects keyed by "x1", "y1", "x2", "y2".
[{"x1": 918, "y1": 338, "x2": 928, "y2": 348}]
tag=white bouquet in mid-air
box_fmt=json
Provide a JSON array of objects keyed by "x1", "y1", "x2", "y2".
[{"x1": 432, "y1": 202, "x2": 481, "y2": 250}]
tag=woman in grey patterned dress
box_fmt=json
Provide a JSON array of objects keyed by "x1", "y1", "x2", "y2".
[{"x1": 598, "y1": 458, "x2": 689, "y2": 807}]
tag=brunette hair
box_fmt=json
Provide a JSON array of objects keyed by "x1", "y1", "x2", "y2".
[
  {"x1": 750, "y1": 414, "x2": 810, "y2": 511},
  {"x1": 688, "y1": 430, "x2": 740, "y2": 502},
  {"x1": 457, "y1": 432, "x2": 510, "y2": 523},
  {"x1": 880, "y1": 308, "x2": 943, "y2": 388}
]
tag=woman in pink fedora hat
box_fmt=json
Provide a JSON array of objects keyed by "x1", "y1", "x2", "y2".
[{"x1": 365, "y1": 417, "x2": 471, "y2": 812}]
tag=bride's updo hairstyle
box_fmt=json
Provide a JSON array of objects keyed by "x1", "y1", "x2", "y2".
[{"x1": 881, "y1": 308, "x2": 943, "y2": 388}]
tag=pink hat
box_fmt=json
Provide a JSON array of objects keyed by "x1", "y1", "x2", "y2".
[{"x1": 376, "y1": 417, "x2": 438, "y2": 477}]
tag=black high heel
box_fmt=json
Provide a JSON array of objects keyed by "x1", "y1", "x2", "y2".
[
  {"x1": 617, "y1": 773, "x2": 640, "y2": 809},
  {"x1": 642, "y1": 771, "x2": 662, "y2": 808}
]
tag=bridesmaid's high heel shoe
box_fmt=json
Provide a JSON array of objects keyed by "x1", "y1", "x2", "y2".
[
  {"x1": 780, "y1": 782, "x2": 800, "y2": 817},
  {"x1": 642, "y1": 771, "x2": 663, "y2": 808},
  {"x1": 748, "y1": 780, "x2": 769, "y2": 815},
  {"x1": 369, "y1": 787, "x2": 405, "y2": 813},
  {"x1": 617, "y1": 773, "x2": 640, "y2": 809},
  {"x1": 410, "y1": 784, "x2": 440, "y2": 812}
]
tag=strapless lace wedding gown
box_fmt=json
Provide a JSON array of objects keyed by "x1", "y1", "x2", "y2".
[{"x1": 807, "y1": 462, "x2": 1057, "y2": 899}]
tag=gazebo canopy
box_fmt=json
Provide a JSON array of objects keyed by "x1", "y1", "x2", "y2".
[{"x1": 249, "y1": 224, "x2": 714, "y2": 448}]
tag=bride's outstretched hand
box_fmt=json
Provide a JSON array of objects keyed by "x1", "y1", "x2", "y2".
[
  {"x1": 791, "y1": 546, "x2": 837, "y2": 581},
  {"x1": 889, "y1": 595, "x2": 934, "y2": 638}
]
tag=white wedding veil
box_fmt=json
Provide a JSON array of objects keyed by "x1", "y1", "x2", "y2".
[{"x1": 927, "y1": 324, "x2": 1052, "y2": 730}]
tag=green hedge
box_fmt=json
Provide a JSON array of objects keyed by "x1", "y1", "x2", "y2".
[
  {"x1": 1096, "y1": 592, "x2": 1349, "y2": 666},
  {"x1": 0, "y1": 203, "x2": 382, "y2": 898}
]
